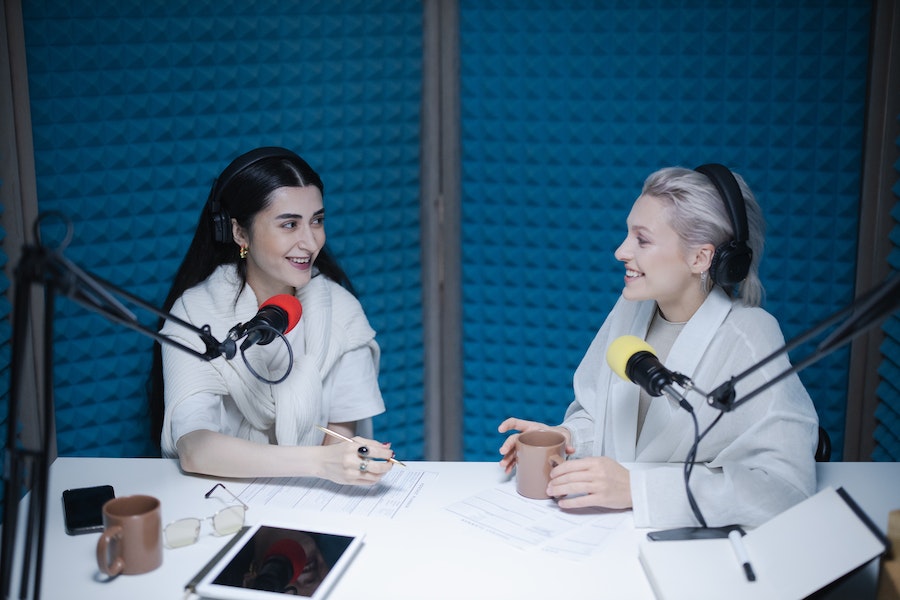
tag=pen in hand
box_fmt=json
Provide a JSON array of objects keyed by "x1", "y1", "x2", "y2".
[
  {"x1": 315, "y1": 425, "x2": 407, "y2": 467},
  {"x1": 728, "y1": 529, "x2": 756, "y2": 582}
]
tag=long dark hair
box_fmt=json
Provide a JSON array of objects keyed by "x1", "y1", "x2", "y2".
[{"x1": 147, "y1": 148, "x2": 355, "y2": 453}]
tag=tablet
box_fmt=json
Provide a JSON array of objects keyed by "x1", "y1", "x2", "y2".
[{"x1": 193, "y1": 522, "x2": 365, "y2": 600}]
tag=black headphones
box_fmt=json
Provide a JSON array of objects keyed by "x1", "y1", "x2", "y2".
[
  {"x1": 209, "y1": 146, "x2": 303, "y2": 244},
  {"x1": 694, "y1": 163, "x2": 753, "y2": 287}
]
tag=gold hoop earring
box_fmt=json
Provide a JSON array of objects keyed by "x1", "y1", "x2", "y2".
[{"x1": 239, "y1": 245, "x2": 249, "y2": 259}]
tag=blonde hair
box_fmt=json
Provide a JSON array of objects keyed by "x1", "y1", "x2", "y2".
[{"x1": 642, "y1": 167, "x2": 765, "y2": 306}]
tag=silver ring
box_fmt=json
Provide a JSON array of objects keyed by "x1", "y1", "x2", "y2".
[{"x1": 359, "y1": 459, "x2": 370, "y2": 471}]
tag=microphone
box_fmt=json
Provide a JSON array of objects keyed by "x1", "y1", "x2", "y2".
[
  {"x1": 250, "y1": 538, "x2": 308, "y2": 592},
  {"x1": 606, "y1": 335, "x2": 693, "y2": 412},
  {"x1": 229, "y1": 294, "x2": 302, "y2": 352}
]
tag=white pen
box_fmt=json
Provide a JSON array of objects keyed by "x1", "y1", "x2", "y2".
[{"x1": 728, "y1": 529, "x2": 756, "y2": 582}]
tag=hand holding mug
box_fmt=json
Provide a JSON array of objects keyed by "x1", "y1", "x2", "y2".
[
  {"x1": 514, "y1": 430, "x2": 568, "y2": 499},
  {"x1": 498, "y1": 417, "x2": 572, "y2": 474}
]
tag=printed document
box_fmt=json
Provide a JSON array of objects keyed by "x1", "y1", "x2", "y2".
[
  {"x1": 446, "y1": 479, "x2": 632, "y2": 560},
  {"x1": 235, "y1": 468, "x2": 437, "y2": 519}
]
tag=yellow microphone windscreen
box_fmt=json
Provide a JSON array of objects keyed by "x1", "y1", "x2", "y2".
[{"x1": 606, "y1": 335, "x2": 657, "y2": 382}]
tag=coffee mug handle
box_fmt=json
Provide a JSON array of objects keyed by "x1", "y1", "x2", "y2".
[
  {"x1": 548, "y1": 454, "x2": 565, "y2": 469},
  {"x1": 96, "y1": 524, "x2": 125, "y2": 576}
]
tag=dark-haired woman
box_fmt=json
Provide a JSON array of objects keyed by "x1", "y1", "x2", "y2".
[{"x1": 149, "y1": 147, "x2": 391, "y2": 484}]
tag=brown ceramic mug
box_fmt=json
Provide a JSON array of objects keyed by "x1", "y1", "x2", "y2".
[
  {"x1": 96, "y1": 495, "x2": 163, "y2": 576},
  {"x1": 515, "y1": 430, "x2": 566, "y2": 499}
]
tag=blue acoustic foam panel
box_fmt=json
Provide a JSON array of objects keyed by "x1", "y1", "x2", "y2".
[
  {"x1": 873, "y1": 172, "x2": 900, "y2": 461},
  {"x1": 874, "y1": 306, "x2": 900, "y2": 462},
  {"x1": 460, "y1": 0, "x2": 870, "y2": 461},
  {"x1": 874, "y1": 328, "x2": 900, "y2": 462},
  {"x1": 17, "y1": 0, "x2": 423, "y2": 459}
]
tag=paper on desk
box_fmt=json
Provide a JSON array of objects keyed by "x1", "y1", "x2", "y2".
[
  {"x1": 235, "y1": 468, "x2": 437, "y2": 519},
  {"x1": 446, "y1": 480, "x2": 631, "y2": 561}
]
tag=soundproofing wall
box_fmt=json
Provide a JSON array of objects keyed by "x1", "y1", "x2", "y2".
[
  {"x1": 873, "y1": 139, "x2": 900, "y2": 461},
  {"x1": 4, "y1": 0, "x2": 895, "y2": 479},
  {"x1": 459, "y1": 0, "x2": 871, "y2": 460},
  {"x1": 13, "y1": 0, "x2": 424, "y2": 458}
]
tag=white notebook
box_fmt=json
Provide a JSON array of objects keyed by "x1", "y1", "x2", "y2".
[{"x1": 638, "y1": 486, "x2": 889, "y2": 600}]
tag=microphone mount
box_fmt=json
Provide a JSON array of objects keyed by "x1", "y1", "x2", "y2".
[
  {"x1": 708, "y1": 271, "x2": 900, "y2": 412},
  {"x1": 0, "y1": 213, "x2": 289, "y2": 599},
  {"x1": 662, "y1": 372, "x2": 702, "y2": 414},
  {"x1": 648, "y1": 271, "x2": 900, "y2": 542}
]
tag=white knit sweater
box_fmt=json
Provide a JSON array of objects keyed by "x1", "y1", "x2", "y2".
[{"x1": 159, "y1": 265, "x2": 380, "y2": 457}]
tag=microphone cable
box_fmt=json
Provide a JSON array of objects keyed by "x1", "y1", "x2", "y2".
[
  {"x1": 681, "y1": 409, "x2": 725, "y2": 529},
  {"x1": 237, "y1": 325, "x2": 294, "y2": 385}
]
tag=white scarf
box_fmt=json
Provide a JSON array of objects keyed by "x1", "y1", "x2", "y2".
[{"x1": 160, "y1": 265, "x2": 378, "y2": 453}]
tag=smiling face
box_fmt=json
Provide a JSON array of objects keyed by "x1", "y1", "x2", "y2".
[
  {"x1": 614, "y1": 194, "x2": 713, "y2": 322},
  {"x1": 231, "y1": 185, "x2": 325, "y2": 303}
]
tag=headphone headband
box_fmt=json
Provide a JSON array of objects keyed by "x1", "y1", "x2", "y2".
[
  {"x1": 694, "y1": 163, "x2": 752, "y2": 287},
  {"x1": 209, "y1": 147, "x2": 304, "y2": 244}
]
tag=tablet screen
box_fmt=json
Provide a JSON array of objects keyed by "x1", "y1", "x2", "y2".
[{"x1": 195, "y1": 523, "x2": 364, "y2": 600}]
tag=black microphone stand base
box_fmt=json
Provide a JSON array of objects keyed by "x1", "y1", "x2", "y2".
[{"x1": 647, "y1": 524, "x2": 744, "y2": 541}]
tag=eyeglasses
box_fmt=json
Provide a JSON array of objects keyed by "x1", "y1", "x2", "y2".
[{"x1": 164, "y1": 483, "x2": 248, "y2": 549}]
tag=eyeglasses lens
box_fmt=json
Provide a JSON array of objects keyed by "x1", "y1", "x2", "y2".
[
  {"x1": 164, "y1": 518, "x2": 201, "y2": 549},
  {"x1": 163, "y1": 497, "x2": 245, "y2": 549},
  {"x1": 213, "y1": 506, "x2": 245, "y2": 535}
]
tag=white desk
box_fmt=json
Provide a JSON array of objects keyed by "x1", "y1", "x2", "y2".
[{"x1": 6, "y1": 458, "x2": 899, "y2": 599}]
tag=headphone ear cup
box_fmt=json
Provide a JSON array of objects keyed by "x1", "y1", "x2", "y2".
[
  {"x1": 695, "y1": 163, "x2": 753, "y2": 288},
  {"x1": 709, "y1": 240, "x2": 752, "y2": 287},
  {"x1": 207, "y1": 147, "x2": 303, "y2": 246},
  {"x1": 211, "y1": 204, "x2": 232, "y2": 244}
]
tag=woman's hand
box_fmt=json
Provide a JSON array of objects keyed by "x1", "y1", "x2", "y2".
[
  {"x1": 546, "y1": 456, "x2": 632, "y2": 510},
  {"x1": 497, "y1": 418, "x2": 573, "y2": 474},
  {"x1": 175, "y1": 429, "x2": 394, "y2": 482},
  {"x1": 318, "y1": 435, "x2": 394, "y2": 486}
]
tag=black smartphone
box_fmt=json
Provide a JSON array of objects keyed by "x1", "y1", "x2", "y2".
[{"x1": 62, "y1": 485, "x2": 115, "y2": 535}]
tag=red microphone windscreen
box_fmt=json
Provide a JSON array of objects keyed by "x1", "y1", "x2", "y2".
[{"x1": 261, "y1": 294, "x2": 303, "y2": 333}]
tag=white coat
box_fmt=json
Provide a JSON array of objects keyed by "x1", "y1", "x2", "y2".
[{"x1": 563, "y1": 287, "x2": 819, "y2": 528}]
